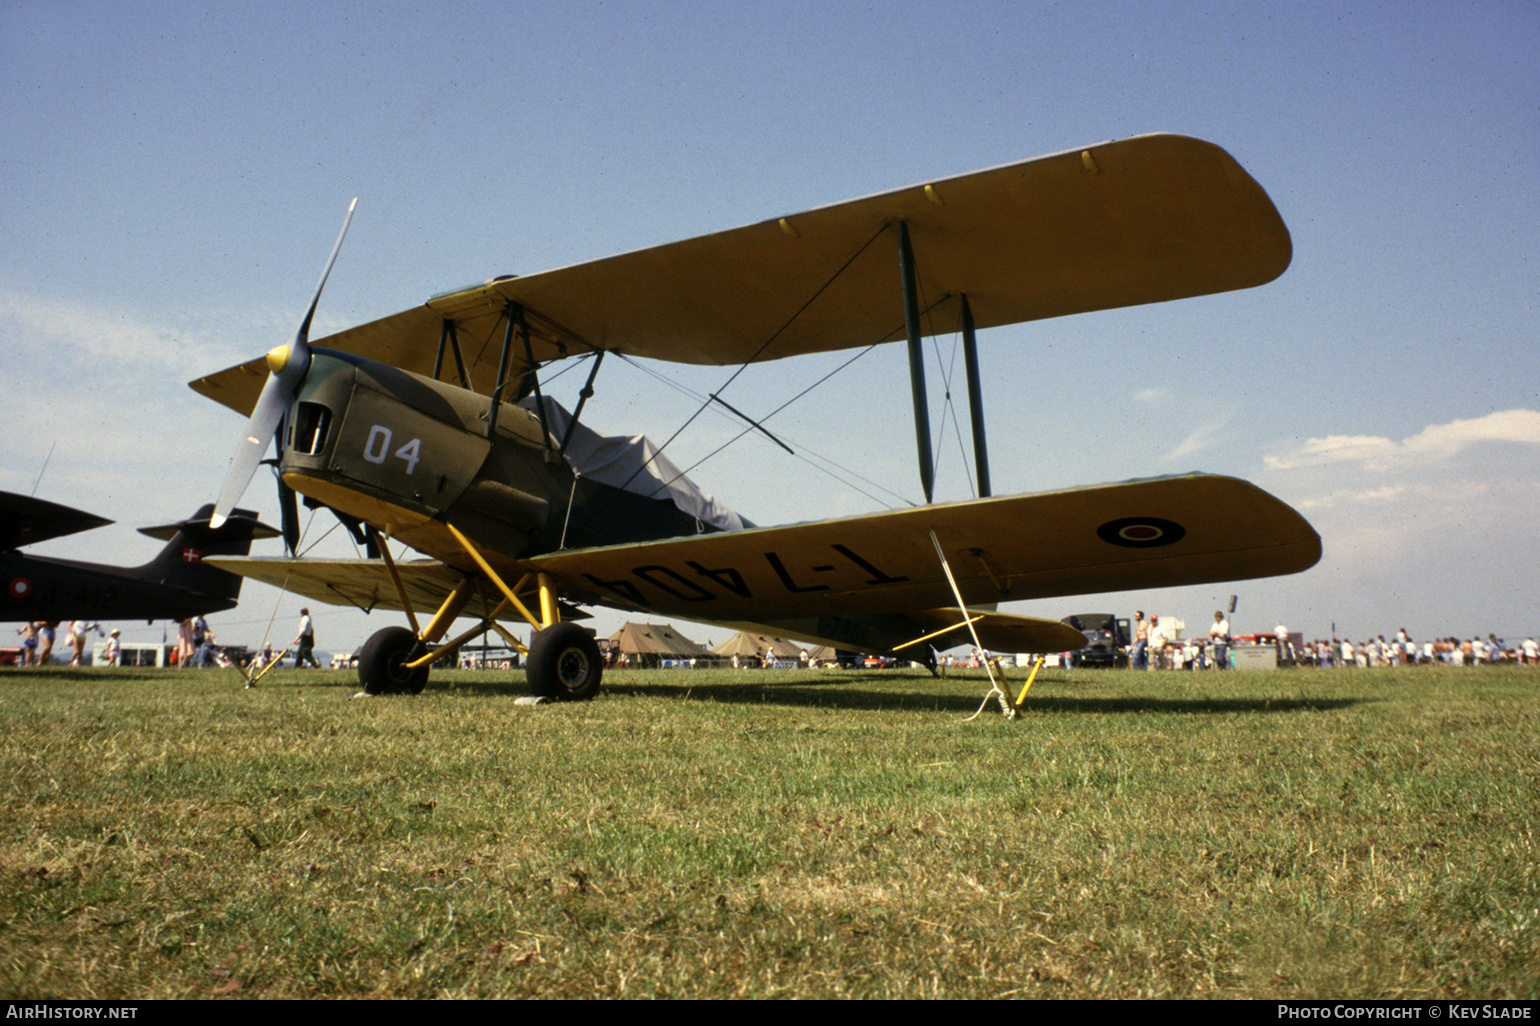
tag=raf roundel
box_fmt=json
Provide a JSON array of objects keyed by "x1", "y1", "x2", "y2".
[
  {"x1": 1097, "y1": 517, "x2": 1187, "y2": 548},
  {"x1": 8, "y1": 577, "x2": 31, "y2": 599}
]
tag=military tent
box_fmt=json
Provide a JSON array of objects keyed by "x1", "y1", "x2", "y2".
[{"x1": 711, "y1": 631, "x2": 806, "y2": 666}]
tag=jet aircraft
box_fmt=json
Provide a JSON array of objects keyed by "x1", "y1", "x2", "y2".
[
  {"x1": 191, "y1": 133, "x2": 1321, "y2": 700},
  {"x1": 0, "y1": 491, "x2": 277, "y2": 624}
]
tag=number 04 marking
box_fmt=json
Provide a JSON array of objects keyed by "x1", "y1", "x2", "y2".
[{"x1": 363, "y1": 425, "x2": 421, "y2": 475}]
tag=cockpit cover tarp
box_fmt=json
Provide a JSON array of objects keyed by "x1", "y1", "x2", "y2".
[{"x1": 519, "y1": 397, "x2": 745, "y2": 533}]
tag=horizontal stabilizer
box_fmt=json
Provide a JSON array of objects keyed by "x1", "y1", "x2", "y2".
[
  {"x1": 910, "y1": 609, "x2": 1089, "y2": 654},
  {"x1": 138, "y1": 507, "x2": 281, "y2": 543}
]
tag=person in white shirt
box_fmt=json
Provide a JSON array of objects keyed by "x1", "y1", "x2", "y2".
[
  {"x1": 1274, "y1": 621, "x2": 1292, "y2": 664},
  {"x1": 293, "y1": 609, "x2": 320, "y2": 669},
  {"x1": 67, "y1": 621, "x2": 91, "y2": 666},
  {"x1": 1147, "y1": 616, "x2": 1167, "y2": 670},
  {"x1": 1210, "y1": 611, "x2": 1230, "y2": 670}
]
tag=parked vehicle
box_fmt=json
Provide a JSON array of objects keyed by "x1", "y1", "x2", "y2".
[{"x1": 1061, "y1": 613, "x2": 1131, "y2": 668}]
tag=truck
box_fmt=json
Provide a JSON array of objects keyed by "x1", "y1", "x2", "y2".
[{"x1": 1060, "y1": 613, "x2": 1131, "y2": 668}]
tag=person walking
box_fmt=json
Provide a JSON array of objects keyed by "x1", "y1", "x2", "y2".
[
  {"x1": 1148, "y1": 615, "x2": 1167, "y2": 670},
  {"x1": 293, "y1": 609, "x2": 320, "y2": 668},
  {"x1": 36, "y1": 622, "x2": 57, "y2": 666},
  {"x1": 191, "y1": 616, "x2": 215, "y2": 668},
  {"x1": 16, "y1": 622, "x2": 38, "y2": 666},
  {"x1": 67, "y1": 621, "x2": 88, "y2": 666},
  {"x1": 1131, "y1": 611, "x2": 1149, "y2": 670}
]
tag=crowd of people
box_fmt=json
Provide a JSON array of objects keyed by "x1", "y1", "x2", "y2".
[
  {"x1": 1126, "y1": 610, "x2": 1242, "y2": 670},
  {"x1": 12, "y1": 620, "x2": 118, "y2": 666},
  {"x1": 1277, "y1": 630, "x2": 1538, "y2": 668},
  {"x1": 9, "y1": 609, "x2": 319, "y2": 670},
  {"x1": 11, "y1": 608, "x2": 1539, "y2": 672},
  {"x1": 1125, "y1": 610, "x2": 1537, "y2": 670}
]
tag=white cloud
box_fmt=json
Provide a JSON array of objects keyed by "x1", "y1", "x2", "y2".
[
  {"x1": 0, "y1": 288, "x2": 203, "y2": 371},
  {"x1": 1402, "y1": 409, "x2": 1540, "y2": 458},
  {"x1": 1295, "y1": 485, "x2": 1405, "y2": 510},
  {"x1": 1265, "y1": 410, "x2": 1540, "y2": 471},
  {"x1": 1134, "y1": 387, "x2": 1169, "y2": 405},
  {"x1": 1163, "y1": 410, "x2": 1233, "y2": 463}
]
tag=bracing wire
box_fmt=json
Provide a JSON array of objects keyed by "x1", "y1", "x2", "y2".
[
  {"x1": 566, "y1": 223, "x2": 897, "y2": 535},
  {"x1": 606, "y1": 221, "x2": 894, "y2": 497},
  {"x1": 914, "y1": 267, "x2": 977, "y2": 499},
  {"x1": 627, "y1": 279, "x2": 962, "y2": 516},
  {"x1": 244, "y1": 504, "x2": 319, "y2": 685},
  {"x1": 612, "y1": 347, "x2": 913, "y2": 508}
]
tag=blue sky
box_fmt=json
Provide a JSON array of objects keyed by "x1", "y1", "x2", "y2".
[{"x1": 3, "y1": 1, "x2": 1537, "y2": 653}]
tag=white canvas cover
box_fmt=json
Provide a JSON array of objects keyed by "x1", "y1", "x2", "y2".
[{"x1": 519, "y1": 396, "x2": 745, "y2": 533}]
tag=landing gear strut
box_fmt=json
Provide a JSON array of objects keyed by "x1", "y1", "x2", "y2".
[{"x1": 355, "y1": 521, "x2": 604, "y2": 701}]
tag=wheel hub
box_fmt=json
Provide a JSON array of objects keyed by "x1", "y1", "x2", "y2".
[{"x1": 556, "y1": 648, "x2": 589, "y2": 687}]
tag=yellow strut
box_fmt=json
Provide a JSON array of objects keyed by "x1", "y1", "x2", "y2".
[
  {"x1": 444, "y1": 521, "x2": 550, "y2": 630},
  {"x1": 420, "y1": 577, "x2": 476, "y2": 644},
  {"x1": 367, "y1": 526, "x2": 421, "y2": 635},
  {"x1": 1014, "y1": 656, "x2": 1045, "y2": 707},
  {"x1": 243, "y1": 649, "x2": 290, "y2": 687},
  {"x1": 538, "y1": 573, "x2": 559, "y2": 627},
  {"x1": 489, "y1": 620, "x2": 528, "y2": 656},
  {"x1": 893, "y1": 614, "x2": 986, "y2": 652},
  {"x1": 403, "y1": 598, "x2": 511, "y2": 670}
]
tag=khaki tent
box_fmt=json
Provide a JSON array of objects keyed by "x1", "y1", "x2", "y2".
[
  {"x1": 606, "y1": 622, "x2": 711, "y2": 667},
  {"x1": 711, "y1": 631, "x2": 806, "y2": 665}
]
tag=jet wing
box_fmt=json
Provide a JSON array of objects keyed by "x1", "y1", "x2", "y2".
[
  {"x1": 0, "y1": 491, "x2": 113, "y2": 551},
  {"x1": 518, "y1": 473, "x2": 1319, "y2": 622},
  {"x1": 191, "y1": 133, "x2": 1290, "y2": 416}
]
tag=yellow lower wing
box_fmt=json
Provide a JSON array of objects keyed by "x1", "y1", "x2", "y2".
[
  {"x1": 521, "y1": 473, "x2": 1319, "y2": 622},
  {"x1": 208, "y1": 474, "x2": 1316, "y2": 657}
]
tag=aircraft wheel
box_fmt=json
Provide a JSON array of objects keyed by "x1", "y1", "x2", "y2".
[
  {"x1": 527, "y1": 623, "x2": 602, "y2": 701},
  {"x1": 359, "y1": 626, "x2": 429, "y2": 695}
]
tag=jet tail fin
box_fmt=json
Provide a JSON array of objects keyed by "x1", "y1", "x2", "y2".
[{"x1": 133, "y1": 504, "x2": 281, "y2": 610}]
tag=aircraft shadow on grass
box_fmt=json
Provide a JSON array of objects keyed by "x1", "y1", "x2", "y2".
[
  {"x1": 434, "y1": 672, "x2": 1369, "y2": 716},
  {"x1": 3, "y1": 668, "x2": 1367, "y2": 718}
]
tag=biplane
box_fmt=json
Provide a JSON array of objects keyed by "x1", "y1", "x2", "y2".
[
  {"x1": 194, "y1": 133, "x2": 1320, "y2": 699},
  {"x1": 0, "y1": 490, "x2": 276, "y2": 623}
]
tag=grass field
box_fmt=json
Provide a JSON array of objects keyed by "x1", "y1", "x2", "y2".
[{"x1": 1, "y1": 662, "x2": 1536, "y2": 999}]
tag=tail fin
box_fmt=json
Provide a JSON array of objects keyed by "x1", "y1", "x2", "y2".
[{"x1": 133, "y1": 504, "x2": 281, "y2": 611}]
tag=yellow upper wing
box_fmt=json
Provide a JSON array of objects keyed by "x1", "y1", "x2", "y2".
[{"x1": 191, "y1": 134, "x2": 1290, "y2": 416}]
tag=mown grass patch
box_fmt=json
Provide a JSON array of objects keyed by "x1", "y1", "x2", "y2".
[{"x1": 1, "y1": 663, "x2": 1535, "y2": 998}]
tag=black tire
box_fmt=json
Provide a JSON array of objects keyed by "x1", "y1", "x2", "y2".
[
  {"x1": 527, "y1": 622, "x2": 603, "y2": 701},
  {"x1": 358, "y1": 626, "x2": 429, "y2": 695}
]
